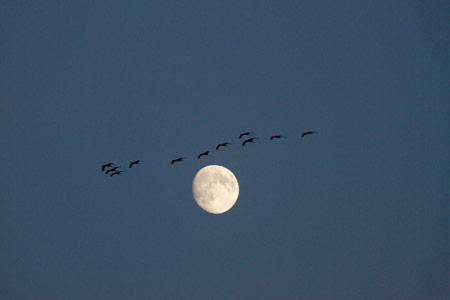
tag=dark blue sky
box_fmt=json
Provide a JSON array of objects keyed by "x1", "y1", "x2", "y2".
[{"x1": 1, "y1": 1, "x2": 449, "y2": 299}]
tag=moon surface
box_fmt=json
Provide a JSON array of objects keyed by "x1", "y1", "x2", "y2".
[{"x1": 192, "y1": 165, "x2": 239, "y2": 214}]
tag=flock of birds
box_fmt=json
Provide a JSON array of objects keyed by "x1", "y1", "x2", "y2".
[
  {"x1": 100, "y1": 160, "x2": 142, "y2": 177},
  {"x1": 101, "y1": 130, "x2": 318, "y2": 177}
]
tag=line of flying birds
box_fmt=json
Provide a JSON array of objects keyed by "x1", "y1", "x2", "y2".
[{"x1": 101, "y1": 131, "x2": 317, "y2": 176}]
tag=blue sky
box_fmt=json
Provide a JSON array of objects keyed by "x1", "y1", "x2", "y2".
[{"x1": 1, "y1": 1, "x2": 449, "y2": 299}]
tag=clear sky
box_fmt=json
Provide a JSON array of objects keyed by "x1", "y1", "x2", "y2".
[{"x1": 1, "y1": 1, "x2": 449, "y2": 299}]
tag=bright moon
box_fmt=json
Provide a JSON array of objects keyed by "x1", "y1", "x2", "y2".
[{"x1": 192, "y1": 165, "x2": 239, "y2": 214}]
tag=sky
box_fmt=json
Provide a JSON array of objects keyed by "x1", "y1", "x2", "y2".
[{"x1": 1, "y1": 1, "x2": 449, "y2": 299}]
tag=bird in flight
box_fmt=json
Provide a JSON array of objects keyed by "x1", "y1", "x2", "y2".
[
  {"x1": 239, "y1": 132, "x2": 255, "y2": 139},
  {"x1": 301, "y1": 131, "x2": 318, "y2": 137},
  {"x1": 242, "y1": 137, "x2": 258, "y2": 146},
  {"x1": 110, "y1": 170, "x2": 125, "y2": 177},
  {"x1": 270, "y1": 135, "x2": 287, "y2": 140},
  {"x1": 105, "y1": 166, "x2": 119, "y2": 174},
  {"x1": 171, "y1": 157, "x2": 186, "y2": 164},
  {"x1": 216, "y1": 142, "x2": 232, "y2": 150},
  {"x1": 101, "y1": 163, "x2": 115, "y2": 171},
  {"x1": 198, "y1": 151, "x2": 211, "y2": 159},
  {"x1": 129, "y1": 160, "x2": 142, "y2": 168}
]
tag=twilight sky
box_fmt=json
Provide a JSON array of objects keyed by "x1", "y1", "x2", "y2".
[{"x1": 1, "y1": 1, "x2": 449, "y2": 299}]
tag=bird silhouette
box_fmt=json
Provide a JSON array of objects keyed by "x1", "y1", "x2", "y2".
[
  {"x1": 110, "y1": 170, "x2": 125, "y2": 177},
  {"x1": 101, "y1": 163, "x2": 115, "y2": 171},
  {"x1": 301, "y1": 131, "x2": 318, "y2": 137},
  {"x1": 129, "y1": 160, "x2": 142, "y2": 168},
  {"x1": 242, "y1": 137, "x2": 258, "y2": 146},
  {"x1": 198, "y1": 151, "x2": 211, "y2": 159},
  {"x1": 239, "y1": 132, "x2": 255, "y2": 139},
  {"x1": 105, "y1": 166, "x2": 119, "y2": 174},
  {"x1": 171, "y1": 157, "x2": 186, "y2": 164},
  {"x1": 270, "y1": 135, "x2": 287, "y2": 140},
  {"x1": 216, "y1": 142, "x2": 232, "y2": 150}
]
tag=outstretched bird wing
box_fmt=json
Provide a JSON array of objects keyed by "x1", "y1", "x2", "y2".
[
  {"x1": 239, "y1": 132, "x2": 253, "y2": 139},
  {"x1": 243, "y1": 137, "x2": 258, "y2": 146},
  {"x1": 302, "y1": 131, "x2": 318, "y2": 137},
  {"x1": 217, "y1": 142, "x2": 231, "y2": 149},
  {"x1": 198, "y1": 151, "x2": 210, "y2": 158},
  {"x1": 271, "y1": 135, "x2": 287, "y2": 140},
  {"x1": 171, "y1": 158, "x2": 184, "y2": 164},
  {"x1": 129, "y1": 160, "x2": 142, "y2": 168},
  {"x1": 239, "y1": 131, "x2": 255, "y2": 138}
]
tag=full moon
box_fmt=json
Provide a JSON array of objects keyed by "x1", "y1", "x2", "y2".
[{"x1": 192, "y1": 165, "x2": 239, "y2": 214}]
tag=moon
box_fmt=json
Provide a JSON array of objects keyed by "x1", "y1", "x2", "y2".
[{"x1": 192, "y1": 165, "x2": 239, "y2": 214}]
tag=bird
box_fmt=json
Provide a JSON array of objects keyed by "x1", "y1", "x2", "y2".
[
  {"x1": 129, "y1": 160, "x2": 142, "y2": 168},
  {"x1": 110, "y1": 170, "x2": 125, "y2": 177},
  {"x1": 242, "y1": 137, "x2": 258, "y2": 146},
  {"x1": 270, "y1": 135, "x2": 287, "y2": 140},
  {"x1": 171, "y1": 157, "x2": 186, "y2": 164},
  {"x1": 216, "y1": 142, "x2": 232, "y2": 150},
  {"x1": 198, "y1": 151, "x2": 211, "y2": 159},
  {"x1": 301, "y1": 131, "x2": 318, "y2": 137},
  {"x1": 105, "y1": 166, "x2": 119, "y2": 174},
  {"x1": 239, "y1": 132, "x2": 255, "y2": 139},
  {"x1": 101, "y1": 163, "x2": 115, "y2": 171}
]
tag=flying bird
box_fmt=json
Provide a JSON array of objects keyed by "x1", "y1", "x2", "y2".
[
  {"x1": 129, "y1": 160, "x2": 142, "y2": 168},
  {"x1": 301, "y1": 131, "x2": 318, "y2": 137},
  {"x1": 242, "y1": 137, "x2": 258, "y2": 146},
  {"x1": 216, "y1": 142, "x2": 232, "y2": 150},
  {"x1": 171, "y1": 157, "x2": 186, "y2": 164},
  {"x1": 101, "y1": 163, "x2": 115, "y2": 171},
  {"x1": 105, "y1": 166, "x2": 119, "y2": 174},
  {"x1": 270, "y1": 135, "x2": 287, "y2": 140},
  {"x1": 239, "y1": 132, "x2": 255, "y2": 139},
  {"x1": 198, "y1": 151, "x2": 211, "y2": 159},
  {"x1": 110, "y1": 170, "x2": 125, "y2": 177}
]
